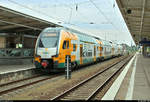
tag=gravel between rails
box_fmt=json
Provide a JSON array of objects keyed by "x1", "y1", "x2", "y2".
[
  {"x1": 51, "y1": 56, "x2": 132, "y2": 100},
  {"x1": 0, "y1": 74, "x2": 59, "y2": 96},
  {"x1": 93, "y1": 56, "x2": 132, "y2": 100},
  {"x1": 1, "y1": 56, "x2": 128, "y2": 100}
]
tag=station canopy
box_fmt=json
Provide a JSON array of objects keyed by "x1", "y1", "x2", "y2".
[
  {"x1": 116, "y1": 0, "x2": 150, "y2": 45},
  {"x1": 0, "y1": 5, "x2": 61, "y2": 35}
]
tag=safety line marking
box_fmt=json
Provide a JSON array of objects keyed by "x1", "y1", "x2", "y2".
[
  {"x1": 0, "y1": 67, "x2": 35, "y2": 74},
  {"x1": 102, "y1": 54, "x2": 136, "y2": 100},
  {"x1": 125, "y1": 53, "x2": 137, "y2": 100}
]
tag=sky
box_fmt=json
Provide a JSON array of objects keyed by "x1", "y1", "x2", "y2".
[{"x1": 0, "y1": 0, "x2": 135, "y2": 46}]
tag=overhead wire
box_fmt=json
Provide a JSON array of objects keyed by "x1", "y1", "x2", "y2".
[
  {"x1": 71, "y1": 0, "x2": 99, "y2": 36},
  {"x1": 6, "y1": 0, "x2": 89, "y2": 32},
  {"x1": 5, "y1": 0, "x2": 94, "y2": 27},
  {"x1": 105, "y1": 0, "x2": 121, "y2": 42},
  {"x1": 4, "y1": 0, "x2": 124, "y2": 40},
  {"x1": 89, "y1": 0, "x2": 123, "y2": 42},
  {"x1": 108, "y1": 0, "x2": 133, "y2": 44},
  {"x1": 58, "y1": 0, "x2": 93, "y2": 24},
  {"x1": 6, "y1": 0, "x2": 68, "y2": 24},
  {"x1": 48, "y1": 0, "x2": 97, "y2": 8},
  {"x1": 63, "y1": 0, "x2": 121, "y2": 39}
]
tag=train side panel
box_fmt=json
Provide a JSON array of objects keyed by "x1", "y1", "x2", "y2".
[{"x1": 34, "y1": 27, "x2": 125, "y2": 72}]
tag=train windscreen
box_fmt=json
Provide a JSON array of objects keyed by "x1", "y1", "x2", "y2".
[{"x1": 39, "y1": 32, "x2": 58, "y2": 48}]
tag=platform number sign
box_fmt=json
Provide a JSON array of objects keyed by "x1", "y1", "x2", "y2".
[{"x1": 65, "y1": 55, "x2": 71, "y2": 79}]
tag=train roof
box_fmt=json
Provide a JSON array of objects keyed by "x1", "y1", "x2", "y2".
[
  {"x1": 42, "y1": 27, "x2": 62, "y2": 32},
  {"x1": 43, "y1": 27, "x2": 98, "y2": 39},
  {"x1": 42, "y1": 27, "x2": 122, "y2": 46},
  {"x1": 42, "y1": 27, "x2": 99, "y2": 44}
]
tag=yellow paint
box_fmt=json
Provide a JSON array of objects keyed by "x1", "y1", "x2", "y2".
[
  {"x1": 45, "y1": 48, "x2": 48, "y2": 51},
  {"x1": 96, "y1": 39, "x2": 102, "y2": 45},
  {"x1": 53, "y1": 57, "x2": 59, "y2": 61},
  {"x1": 35, "y1": 57, "x2": 41, "y2": 63},
  {"x1": 94, "y1": 46, "x2": 96, "y2": 61},
  {"x1": 96, "y1": 39, "x2": 103, "y2": 57},
  {"x1": 112, "y1": 47, "x2": 115, "y2": 55},
  {"x1": 71, "y1": 55, "x2": 76, "y2": 62},
  {"x1": 80, "y1": 44, "x2": 83, "y2": 64},
  {"x1": 52, "y1": 30, "x2": 78, "y2": 63}
]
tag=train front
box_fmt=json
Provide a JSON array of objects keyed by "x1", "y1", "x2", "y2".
[{"x1": 34, "y1": 28, "x2": 60, "y2": 72}]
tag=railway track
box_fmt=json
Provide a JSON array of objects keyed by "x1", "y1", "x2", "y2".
[
  {"x1": 0, "y1": 74, "x2": 60, "y2": 96},
  {"x1": 0, "y1": 55, "x2": 129, "y2": 99},
  {"x1": 51, "y1": 56, "x2": 132, "y2": 100},
  {"x1": 0, "y1": 74, "x2": 43, "y2": 87},
  {"x1": 0, "y1": 59, "x2": 109, "y2": 96}
]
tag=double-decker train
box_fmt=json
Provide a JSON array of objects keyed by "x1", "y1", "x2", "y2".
[{"x1": 34, "y1": 27, "x2": 125, "y2": 72}]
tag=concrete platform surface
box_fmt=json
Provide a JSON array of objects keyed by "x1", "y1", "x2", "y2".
[
  {"x1": 103, "y1": 53, "x2": 150, "y2": 100},
  {"x1": 0, "y1": 64, "x2": 35, "y2": 74},
  {"x1": 0, "y1": 64, "x2": 37, "y2": 85},
  {"x1": 132, "y1": 54, "x2": 150, "y2": 100}
]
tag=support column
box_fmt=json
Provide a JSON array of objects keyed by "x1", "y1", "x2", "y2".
[{"x1": 0, "y1": 36, "x2": 6, "y2": 48}]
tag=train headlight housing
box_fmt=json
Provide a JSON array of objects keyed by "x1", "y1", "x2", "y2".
[
  {"x1": 41, "y1": 60, "x2": 48, "y2": 68},
  {"x1": 34, "y1": 54, "x2": 41, "y2": 63}
]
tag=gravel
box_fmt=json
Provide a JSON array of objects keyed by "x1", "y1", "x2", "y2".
[{"x1": 1, "y1": 56, "x2": 127, "y2": 100}]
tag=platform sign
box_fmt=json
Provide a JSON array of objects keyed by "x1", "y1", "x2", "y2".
[{"x1": 65, "y1": 55, "x2": 71, "y2": 79}]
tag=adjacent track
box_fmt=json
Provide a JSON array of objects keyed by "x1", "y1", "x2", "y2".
[
  {"x1": 0, "y1": 74, "x2": 60, "y2": 96},
  {"x1": 0, "y1": 56, "x2": 130, "y2": 99},
  {"x1": 51, "y1": 56, "x2": 132, "y2": 100}
]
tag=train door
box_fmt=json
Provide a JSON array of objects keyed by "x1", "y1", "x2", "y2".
[
  {"x1": 94, "y1": 45, "x2": 96, "y2": 61},
  {"x1": 112, "y1": 47, "x2": 114, "y2": 57},
  {"x1": 62, "y1": 40, "x2": 71, "y2": 65},
  {"x1": 80, "y1": 44, "x2": 83, "y2": 64},
  {"x1": 100, "y1": 44, "x2": 103, "y2": 57},
  {"x1": 104, "y1": 46, "x2": 106, "y2": 58},
  {"x1": 62, "y1": 40, "x2": 70, "y2": 54}
]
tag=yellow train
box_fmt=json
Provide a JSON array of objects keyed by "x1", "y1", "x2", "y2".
[{"x1": 34, "y1": 27, "x2": 124, "y2": 72}]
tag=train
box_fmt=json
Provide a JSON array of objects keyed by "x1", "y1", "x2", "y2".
[{"x1": 34, "y1": 27, "x2": 125, "y2": 72}]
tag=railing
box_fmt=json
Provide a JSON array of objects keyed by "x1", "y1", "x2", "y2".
[{"x1": 0, "y1": 48, "x2": 34, "y2": 58}]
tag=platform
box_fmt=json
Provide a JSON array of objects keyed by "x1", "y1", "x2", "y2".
[
  {"x1": 102, "y1": 52, "x2": 150, "y2": 100},
  {"x1": 132, "y1": 53, "x2": 150, "y2": 99},
  {"x1": 0, "y1": 64, "x2": 35, "y2": 74},
  {"x1": 0, "y1": 64, "x2": 36, "y2": 85}
]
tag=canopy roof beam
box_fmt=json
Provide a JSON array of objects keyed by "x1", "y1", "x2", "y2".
[{"x1": 139, "y1": 0, "x2": 146, "y2": 41}]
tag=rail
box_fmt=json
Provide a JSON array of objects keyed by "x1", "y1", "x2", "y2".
[
  {"x1": 0, "y1": 74, "x2": 60, "y2": 96},
  {"x1": 51, "y1": 56, "x2": 132, "y2": 100}
]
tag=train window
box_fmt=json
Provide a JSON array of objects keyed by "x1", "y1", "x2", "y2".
[
  {"x1": 39, "y1": 37, "x2": 58, "y2": 48},
  {"x1": 73, "y1": 44, "x2": 76, "y2": 51},
  {"x1": 66, "y1": 41, "x2": 69, "y2": 49},
  {"x1": 63, "y1": 41, "x2": 66, "y2": 49},
  {"x1": 63, "y1": 40, "x2": 69, "y2": 49},
  {"x1": 87, "y1": 52, "x2": 92, "y2": 57}
]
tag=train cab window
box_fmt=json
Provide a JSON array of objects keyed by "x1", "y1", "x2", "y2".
[
  {"x1": 63, "y1": 40, "x2": 69, "y2": 49},
  {"x1": 73, "y1": 44, "x2": 76, "y2": 51}
]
